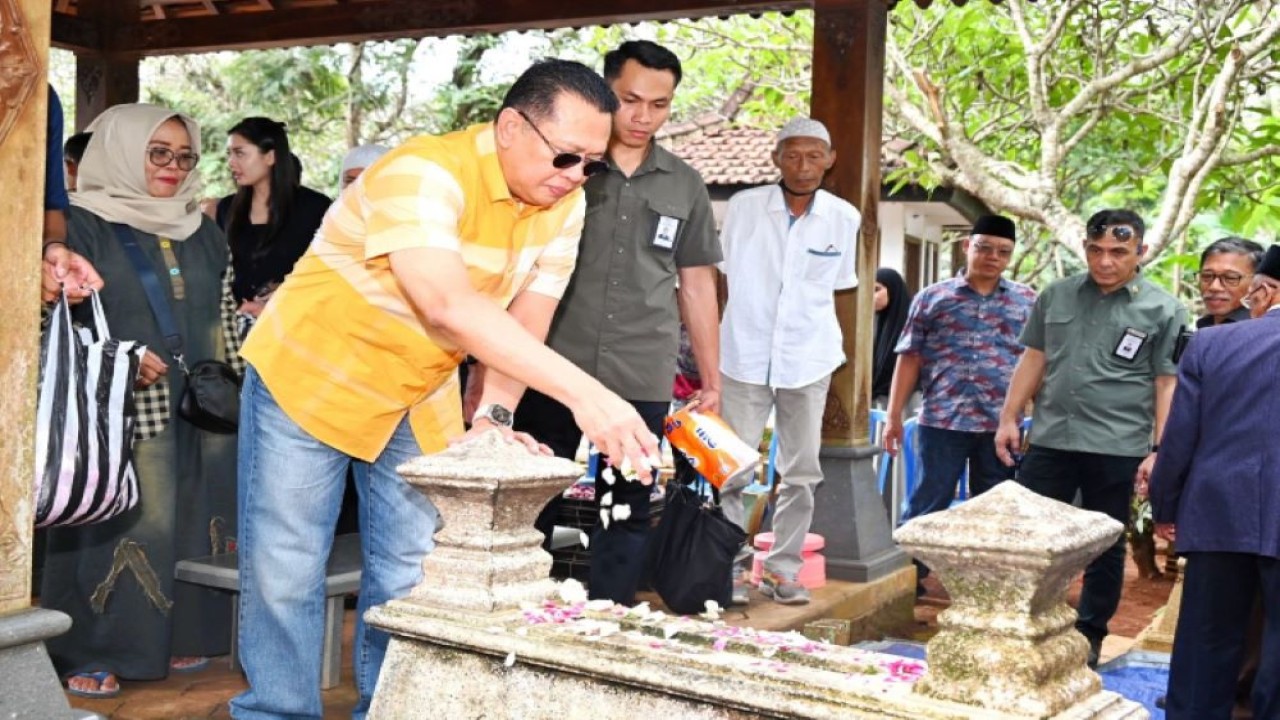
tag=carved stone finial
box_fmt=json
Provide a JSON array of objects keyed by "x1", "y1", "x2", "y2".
[
  {"x1": 396, "y1": 430, "x2": 582, "y2": 613},
  {"x1": 895, "y1": 481, "x2": 1125, "y2": 717}
]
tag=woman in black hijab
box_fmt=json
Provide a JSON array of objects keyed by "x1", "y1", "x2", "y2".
[{"x1": 872, "y1": 268, "x2": 912, "y2": 405}]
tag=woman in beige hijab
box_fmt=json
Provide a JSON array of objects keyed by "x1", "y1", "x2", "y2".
[{"x1": 41, "y1": 104, "x2": 242, "y2": 699}]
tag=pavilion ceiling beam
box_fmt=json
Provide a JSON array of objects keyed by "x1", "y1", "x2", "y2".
[{"x1": 86, "y1": 0, "x2": 807, "y2": 56}]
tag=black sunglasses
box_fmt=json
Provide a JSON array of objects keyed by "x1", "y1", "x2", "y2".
[
  {"x1": 515, "y1": 110, "x2": 609, "y2": 178},
  {"x1": 1087, "y1": 223, "x2": 1136, "y2": 243}
]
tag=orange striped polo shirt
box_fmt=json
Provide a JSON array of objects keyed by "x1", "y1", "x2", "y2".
[{"x1": 241, "y1": 123, "x2": 585, "y2": 460}]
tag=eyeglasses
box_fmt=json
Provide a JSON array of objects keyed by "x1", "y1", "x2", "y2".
[
  {"x1": 1197, "y1": 270, "x2": 1249, "y2": 288},
  {"x1": 1087, "y1": 223, "x2": 1136, "y2": 243},
  {"x1": 971, "y1": 241, "x2": 1014, "y2": 259},
  {"x1": 148, "y1": 146, "x2": 200, "y2": 171},
  {"x1": 515, "y1": 110, "x2": 609, "y2": 178}
]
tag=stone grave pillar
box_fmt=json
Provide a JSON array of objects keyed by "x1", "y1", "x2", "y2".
[{"x1": 895, "y1": 481, "x2": 1137, "y2": 718}]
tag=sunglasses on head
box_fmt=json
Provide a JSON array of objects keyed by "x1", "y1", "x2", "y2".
[
  {"x1": 1087, "y1": 223, "x2": 1136, "y2": 243},
  {"x1": 515, "y1": 110, "x2": 609, "y2": 178}
]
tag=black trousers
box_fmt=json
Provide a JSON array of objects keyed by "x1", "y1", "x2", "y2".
[
  {"x1": 1017, "y1": 446, "x2": 1140, "y2": 644},
  {"x1": 1166, "y1": 552, "x2": 1280, "y2": 720},
  {"x1": 515, "y1": 388, "x2": 668, "y2": 605}
]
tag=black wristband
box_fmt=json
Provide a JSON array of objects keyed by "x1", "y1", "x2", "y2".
[{"x1": 1150, "y1": 444, "x2": 1160, "y2": 453}]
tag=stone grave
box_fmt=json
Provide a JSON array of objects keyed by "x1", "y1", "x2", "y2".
[{"x1": 365, "y1": 433, "x2": 1147, "y2": 719}]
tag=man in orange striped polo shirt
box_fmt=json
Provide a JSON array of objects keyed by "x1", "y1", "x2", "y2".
[{"x1": 230, "y1": 60, "x2": 661, "y2": 720}]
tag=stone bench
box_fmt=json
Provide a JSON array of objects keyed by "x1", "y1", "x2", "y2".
[{"x1": 174, "y1": 533, "x2": 362, "y2": 689}]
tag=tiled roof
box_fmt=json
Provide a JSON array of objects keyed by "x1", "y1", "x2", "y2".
[{"x1": 657, "y1": 115, "x2": 915, "y2": 187}]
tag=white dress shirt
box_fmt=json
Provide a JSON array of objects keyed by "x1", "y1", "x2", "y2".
[{"x1": 718, "y1": 185, "x2": 860, "y2": 389}]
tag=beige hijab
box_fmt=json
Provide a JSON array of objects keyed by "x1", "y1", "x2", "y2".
[{"x1": 70, "y1": 103, "x2": 204, "y2": 239}]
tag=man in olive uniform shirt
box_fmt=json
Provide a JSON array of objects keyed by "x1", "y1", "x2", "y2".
[
  {"x1": 995, "y1": 208, "x2": 1186, "y2": 668},
  {"x1": 503, "y1": 41, "x2": 722, "y2": 604}
]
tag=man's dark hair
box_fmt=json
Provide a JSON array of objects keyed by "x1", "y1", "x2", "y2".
[
  {"x1": 603, "y1": 40, "x2": 683, "y2": 88},
  {"x1": 1199, "y1": 236, "x2": 1264, "y2": 270},
  {"x1": 1085, "y1": 209, "x2": 1146, "y2": 244},
  {"x1": 64, "y1": 131, "x2": 92, "y2": 164},
  {"x1": 499, "y1": 59, "x2": 618, "y2": 122}
]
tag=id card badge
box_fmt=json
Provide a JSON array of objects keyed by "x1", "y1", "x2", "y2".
[
  {"x1": 1112, "y1": 327, "x2": 1148, "y2": 361},
  {"x1": 652, "y1": 215, "x2": 681, "y2": 251}
]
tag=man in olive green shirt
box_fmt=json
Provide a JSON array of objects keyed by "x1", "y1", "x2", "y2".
[
  {"x1": 507, "y1": 41, "x2": 722, "y2": 604},
  {"x1": 995, "y1": 208, "x2": 1186, "y2": 668}
]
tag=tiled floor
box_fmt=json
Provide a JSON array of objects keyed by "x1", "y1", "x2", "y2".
[{"x1": 62, "y1": 552, "x2": 1177, "y2": 719}]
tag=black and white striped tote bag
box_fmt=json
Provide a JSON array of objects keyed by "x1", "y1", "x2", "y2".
[{"x1": 34, "y1": 290, "x2": 143, "y2": 528}]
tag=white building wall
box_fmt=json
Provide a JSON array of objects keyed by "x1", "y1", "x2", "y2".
[{"x1": 878, "y1": 202, "x2": 906, "y2": 273}]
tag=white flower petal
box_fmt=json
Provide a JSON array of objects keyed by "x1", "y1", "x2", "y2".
[
  {"x1": 578, "y1": 531, "x2": 590, "y2": 549},
  {"x1": 601, "y1": 491, "x2": 613, "y2": 507},
  {"x1": 599, "y1": 508, "x2": 611, "y2": 530},
  {"x1": 611, "y1": 504, "x2": 632, "y2": 521},
  {"x1": 558, "y1": 578, "x2": 588, "y2": 605},
  {"x1": 504, "y1": 651, "x2": 516, "y2": 668}
]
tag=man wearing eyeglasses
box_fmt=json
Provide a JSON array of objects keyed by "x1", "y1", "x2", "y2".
[
  {"x1": 500, "y1": 41, "x2": 722, "y2": 606},
  {"x1": 995, "y1": 208, "x2": 1187, "y2": 669},
  {"x1": 882, "y1": 215, "x2": 1036, "y2": 595},
  {"x1": 1195, "y1": 236, "x2": 1263, "y2": 328},
  {"x1": 1147, "y1": 243, "x2": 1280, "y2": 718},
  {"x1": 231, "y1": 60, "x2": 665, "y2": 718}
]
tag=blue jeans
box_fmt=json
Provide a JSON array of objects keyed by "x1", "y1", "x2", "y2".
[
  {"x1": 230, "y1": 367, "x2": 439, "y2": 720},
  {"x1": 902, "y1": 425, "x2": 1009, "y2": 523}
]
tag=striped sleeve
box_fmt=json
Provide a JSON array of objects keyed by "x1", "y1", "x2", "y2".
[
  {"x1": 525, "y1": 194, "x2": 586, "y2": 300},
  {"x1": 363, "y1": 153, "x2": 466, "y2": 260}
]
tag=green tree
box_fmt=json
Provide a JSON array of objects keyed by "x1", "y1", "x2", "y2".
[{"x1": 883, "y1": 0, "x2": 1280, "y2": 284}]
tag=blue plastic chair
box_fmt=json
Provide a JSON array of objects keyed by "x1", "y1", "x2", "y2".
[
  {"x1": 899, "y1": 418, "x2": 922, "y2": 515},
  {"x1": 868, "y1": 408, "x2": 892, "y2": 495}
]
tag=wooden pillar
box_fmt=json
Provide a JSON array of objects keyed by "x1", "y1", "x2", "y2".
[
  {"x1": 810, "y1": 0, "x2": 887, "y2": 447},
  {"x1": 0, "y1": 0, "x2": 51, "y2": 616},
  {"x1": 74, "y1": 54, "x2": 140, "y2": 129},
  {"x1": 73, "y1": 0, "x2": 140, "y2": 129}
]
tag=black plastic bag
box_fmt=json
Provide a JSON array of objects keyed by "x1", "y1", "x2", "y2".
[{"x1": 645, "y1": 483, "x2": 746, "y2": 615}]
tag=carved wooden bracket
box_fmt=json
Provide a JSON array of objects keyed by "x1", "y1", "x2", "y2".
[{"x1": 0, "y1": 0, "x2": 40, "y2": 147}]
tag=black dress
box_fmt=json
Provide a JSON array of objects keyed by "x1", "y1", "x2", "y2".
[{"x1": 216, "y1": 185, "x2": 331, "y2": 302}]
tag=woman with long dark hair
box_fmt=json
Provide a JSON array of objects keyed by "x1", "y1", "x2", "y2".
[
  {"x1": 872, "y1": 267, "x2": 912, "y2": 406},
  {"x1": 216, "y1": 117, "x2": 329, "y2": 323}
]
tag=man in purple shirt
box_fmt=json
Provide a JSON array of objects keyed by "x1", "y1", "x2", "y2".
[{"x1": 884, "y1": 215, "x2": 1036, "y2": 532}]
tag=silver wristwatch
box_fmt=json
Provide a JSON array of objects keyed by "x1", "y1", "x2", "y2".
[{"x1": 472, "y1": 403, "x2": 513, "y2": 428}]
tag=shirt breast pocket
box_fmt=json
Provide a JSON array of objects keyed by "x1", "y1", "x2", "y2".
[
  {"x1": 1043, "y1": 311, "x2": 1075, "y2": 361},
  {"x1": 803, "y1": 245, "x2": 842, "y2": 284},
  {"x1": 1102, "y1": 322, "x2": 1155, "y2": 368},
  {"x1": 647, "y1": 199, "x2": 690, "y2": 260}
]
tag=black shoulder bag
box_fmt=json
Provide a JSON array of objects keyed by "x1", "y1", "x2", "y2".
[{"x1": 112, "y1": 224, "x2": 241, "y2": 434}]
